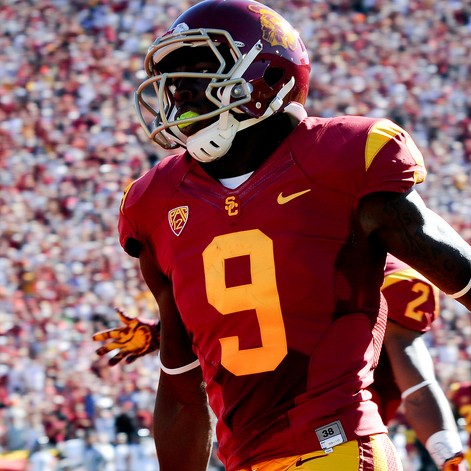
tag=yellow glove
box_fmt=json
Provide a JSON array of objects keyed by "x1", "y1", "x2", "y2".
[
  {"x1": 92, "y1": 308, "x2": 160, "y2": 366},
  {"x1": 443, "y1": 452, "x2": 467, "y2": 471}
]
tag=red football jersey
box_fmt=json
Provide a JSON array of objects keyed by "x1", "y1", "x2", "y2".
[
  {"x1": 119, "y1": 116, "x2": 426, "y2": 469},
  {"x1": 383, "y1": 254, "x2": 439, "y2": 333},
  {"x1": 372, "y1": 254, "x2": 439, "y2": 424}
]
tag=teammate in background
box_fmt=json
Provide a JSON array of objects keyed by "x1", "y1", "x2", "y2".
[
  {"x1": 374, "y1": 255, "x2": 465, "y2": 470},
  {"x1": 449, "y1": 382, "x2": 471, "y2": 469},
  {"x1": 93, "y1": 255, "x2": 467, "y2": 470},
  {"x1": 95, "y1": 0, "x2": 471, "y2": 469}
]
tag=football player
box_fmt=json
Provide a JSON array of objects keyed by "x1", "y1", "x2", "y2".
[{"x1": 96, "y1": 0, "x2": 471, "y2": 469}]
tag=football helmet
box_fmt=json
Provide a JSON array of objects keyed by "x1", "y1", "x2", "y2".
[{"x1": 134, "y1": 0, "x2": 311, "y2": 162}]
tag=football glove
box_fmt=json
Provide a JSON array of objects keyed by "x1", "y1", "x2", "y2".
[
  {"x1": 92, "y1": 308, "x2": 160, "y2": 366},
  {"x1": 443, "y1": 452, "x2": 466, "y2": 471}
]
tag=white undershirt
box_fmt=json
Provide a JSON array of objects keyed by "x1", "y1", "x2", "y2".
[{"x1": 219, "y1": 171, "x2": 253, "y2": 189}]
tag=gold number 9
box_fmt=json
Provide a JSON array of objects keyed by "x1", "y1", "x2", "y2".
[{"x1": 203, "y1": 229, "x2": 288, "y2": 376}]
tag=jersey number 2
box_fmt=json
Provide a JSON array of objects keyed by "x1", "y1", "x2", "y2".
[
  {"x1": 404, "y1": 281, "x2": 430, "y2": 322},
  {"x1": 202, "y1": 229, "x2": 288, "y2": 376}
]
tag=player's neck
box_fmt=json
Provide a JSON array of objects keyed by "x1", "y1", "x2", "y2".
[{"x1": 201, "y1": 113, "x2": 298, "y2": 179}]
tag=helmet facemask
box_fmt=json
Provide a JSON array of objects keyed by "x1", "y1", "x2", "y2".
[{"x1": 135, "y1": 29, "x2": 260, "y2": 161}]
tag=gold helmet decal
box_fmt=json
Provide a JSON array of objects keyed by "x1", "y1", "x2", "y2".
[
  {"x1": 248, "y1": 4, "x2": 298, "y2": 51},
  {"x1": 168, "y1": 206, "x2": 189, "y2": 236}
]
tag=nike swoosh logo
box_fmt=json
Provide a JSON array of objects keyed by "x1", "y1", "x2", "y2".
[{"x1": 277, "y1": 189, "x2": 311, "y2": 204}]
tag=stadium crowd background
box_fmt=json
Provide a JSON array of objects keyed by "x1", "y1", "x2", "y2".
[{"x1": 1, "y1": 0, "x2": 471, "y2": 469}]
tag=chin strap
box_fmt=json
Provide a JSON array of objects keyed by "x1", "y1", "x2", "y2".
[
  {"x1": 188, "y1": 77, "x2": 299, "y2": 162},
  {"x1": 186, "y1": 113, "x2": 240, "y2": 162}
]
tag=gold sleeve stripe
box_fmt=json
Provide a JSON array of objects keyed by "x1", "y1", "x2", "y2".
[
  {"x1": 382, "y1": 268, "x2": 429, "y2": 289},
  {"x1": 406, "y1": 135, "x2": 426, "y2": 183},
  {"x1": 120, "y1": 180, "x2": 137, "y2": 214},
  {"x1": 365, "y1": 120, "x2": 426, "y2": 182},
  {"x1": 365, "y1": 119, "x2": 404, "y2": 171}
]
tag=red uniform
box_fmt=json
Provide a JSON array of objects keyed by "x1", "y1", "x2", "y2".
[
  {"x1": 118, "y1": 116, "x2": 426, "y2": 469},
  {"x1": 372, "y1": 254, "x2": 439, "y2": 424}
]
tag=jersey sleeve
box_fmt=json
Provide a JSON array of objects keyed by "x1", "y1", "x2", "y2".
[
  {"x1": 359, "y1": 118, "x2": 427, "y2": 198},
  {"x1": 118, "y1": 167, "x2": 160, "y2": 258},
  {"x1": 381, "y1": 258, "x2": 439, "y2": 332},
  {"x1": 118, "y1": 181, "x2": 140, "y2": 257},
  {"x1": 117, "y1": 153, "x2": 185, "y2": 259},
  {"x1": 294, "y1": 116, "x2": 427, "y2": 204}
]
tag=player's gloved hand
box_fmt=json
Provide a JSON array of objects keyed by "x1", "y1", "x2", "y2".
[
  {"x1": 443, "y1": 452, "x2": 466, "y2": 471},
  {"x1": 92, "y1": 308, "x2": 160, "y2": 366}
]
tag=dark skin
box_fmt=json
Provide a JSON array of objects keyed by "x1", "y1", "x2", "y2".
[
  {"x1": 140, "y1": 250, "x2": 213, "y2": 471},
  {"x1": 204, "y1": 112, "x2": 298, "y2": 178},
  {"x1": 360, "y1": 189, "x2": 471, "y2": 297},
  {"x1": 140, "y1": 55, "x2": 471, "y2": 470}
]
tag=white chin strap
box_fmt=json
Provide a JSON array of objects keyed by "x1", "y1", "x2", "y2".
[
  {"x1": 187, "y1": 78, "x2": 301, "y2": 163},
  {"x1": 186, "y1": 112, "x2": 241, "y2": 162}
]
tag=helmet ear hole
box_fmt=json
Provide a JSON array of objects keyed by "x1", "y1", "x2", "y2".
[{"x1": 263, "y1": 67, "x2": 284, "y2": 87}]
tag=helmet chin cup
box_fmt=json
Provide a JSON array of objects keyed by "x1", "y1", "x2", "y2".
[
  {"x1": 186, "y1": 113, "x2": 240, "y2": 162},
  {"x1": 185, "y1": 85, "x2": 304, "y2": 163}
]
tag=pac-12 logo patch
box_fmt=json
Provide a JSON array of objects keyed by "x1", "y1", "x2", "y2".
[{"x1": 168, "y1": 206, "x2": 189, "y2": 236}]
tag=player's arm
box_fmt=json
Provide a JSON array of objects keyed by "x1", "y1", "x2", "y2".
[
  {"x1": 139, "y1": 243, "x2": 214, "y2": 471},
  {"x1": 359, "y1": 189, "x2": 471, "y2": 310},
  {"x1": 384, "y1": 321, "x2": 464, "y2": 470}
]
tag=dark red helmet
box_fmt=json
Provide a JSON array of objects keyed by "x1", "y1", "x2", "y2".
[{"x1": 135, "y1": 0, "x2": 311, "y2": 161}]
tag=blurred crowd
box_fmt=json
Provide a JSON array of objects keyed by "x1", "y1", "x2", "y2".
[{"x1": 0, "y1": 0, "x2": 470, "y2": 469}]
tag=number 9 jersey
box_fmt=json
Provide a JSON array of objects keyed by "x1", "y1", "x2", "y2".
[{"x1": 118, "y1": 115, "x2": 427, "y2": 470}]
